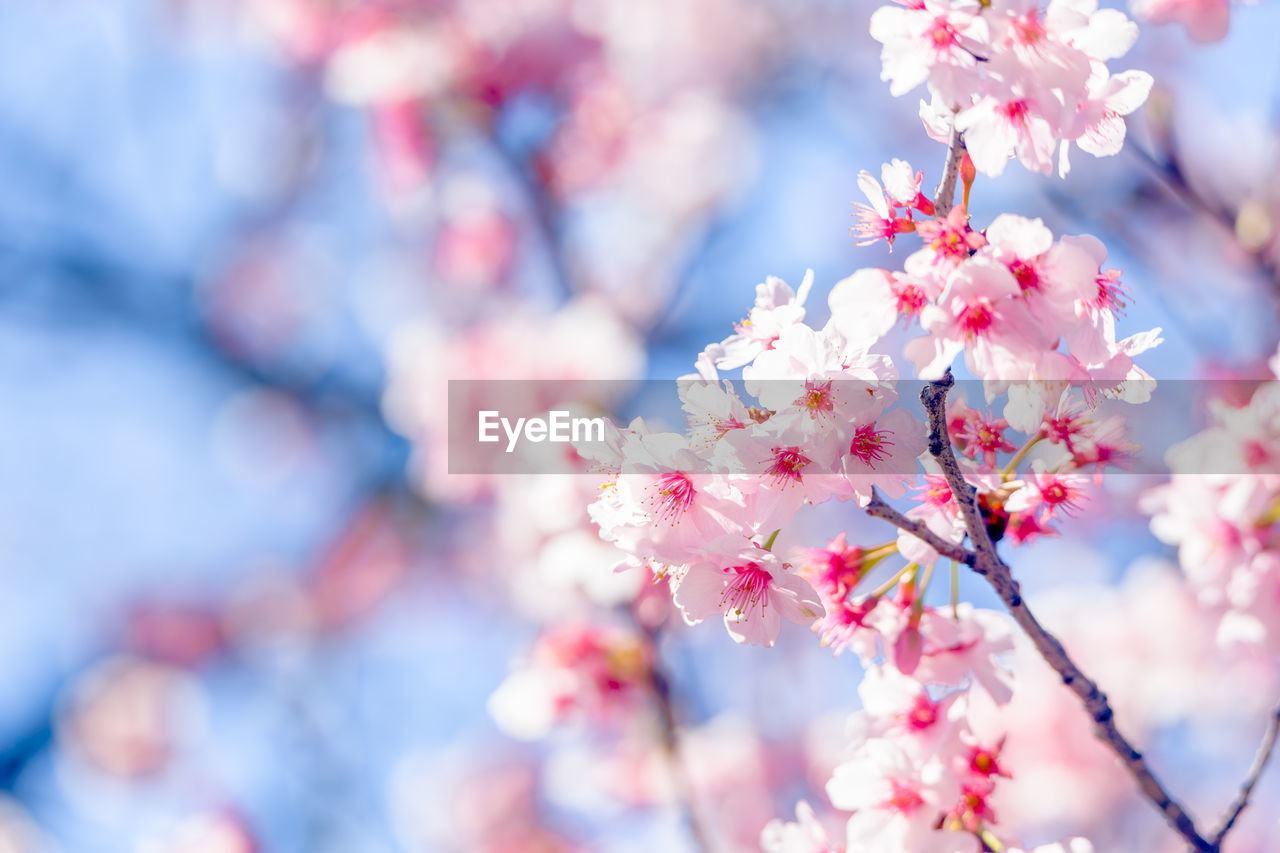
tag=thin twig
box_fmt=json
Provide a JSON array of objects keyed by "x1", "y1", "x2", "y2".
[
  {"x1": 1131, "y1": 144, "x2": 1235, "y2": 226},
  {"x1": 641, "y1": 623, "x2": 712, "y2": 853},
  {"x1": 1129, "y1": 142, "x2": 1280, "y2": 292},
  {"x1": 1211, "y1": 700, "x2": 1280, "y2": 845},
  {"x1": 915, "y1": 371, "x2": 1216, "y2": 853},
  {"x1": 933, "y1": 122, "x2": 966, "y2": 219},
  {"x1": 864, "y1": 488, "x2": 975, "y2": 566}
]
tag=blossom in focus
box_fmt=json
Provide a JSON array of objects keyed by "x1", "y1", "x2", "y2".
[
  {"x1": 869, "y1": 0, "x2": 1153, "y2": 176},
  {"x1": 672, "y1": 545, "x2": 824, "y2": 646}
]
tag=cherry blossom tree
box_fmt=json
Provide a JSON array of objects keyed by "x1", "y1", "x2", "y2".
[
  {"x1": 537, "y1": 1, "x2": 1280, "y2": 851},
  {"x1": 11, "y1": 0, "x2": 1280, "y2": 850}
]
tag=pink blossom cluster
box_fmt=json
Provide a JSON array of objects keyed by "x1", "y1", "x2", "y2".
[
  {"x1": 843, "y1": 168, "x2": 1162, "y2": 387},
  {"x1": 761, "y1": 599, "x2": 1094, "y2": 852},
  {"x1": 869, "y1": 0, "x2": 1153, "y2": 176},
  {"x1": 766, "y1": 555, "x2": 1280, "y2": 852},
  {"x1": 821, "y1": 622, "x2": 1014, "y2": 853},
  {"x1": 1141, "y1": 359, "x2": 1280, "y2": 651},
  {"x1": 583, "y1": 271, "x2": 926, "y2": 647},
  {"x1": 581, "y1": 233, "x2": 1156, "y2": 649}
]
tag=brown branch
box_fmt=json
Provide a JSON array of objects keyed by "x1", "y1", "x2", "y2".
[
  {"x1": 933, "y1": 122, "x2": 966, "y2": 219},
  {"x1": 914, "y1": 371, "x2": 1216, "y2": 853},
  {"x1": 641, "y1": 622, "x2": 712, "y2": 853},
  {"x1": 864, "y1": 488, "x2": 975, "y2": 566},
  {"x1": 1211, "y1": 700, "x2": 1280, "y2": 845},
  {"x1": 1129, "y1": 141, "x2": 1280, "y2": 296}
]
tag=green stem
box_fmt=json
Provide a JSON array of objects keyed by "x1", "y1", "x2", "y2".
[
  {"x1": 913, "y1": 560, "x2": 936, "y2": 615},
  {"x1": 1000, "y1": 435, "x2": 1043, "y2": 480},
  {"x1": 869, "y1": 562, "x2": 917, "y2": 599},
  {"x1": 950, "y1": 560, "x2": 960, "y2": 619}
]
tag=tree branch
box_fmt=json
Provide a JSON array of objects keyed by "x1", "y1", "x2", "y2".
[
  {"x1": 641, "y1": 622, "x2": 712, "y2": 853},
  {"x1": 864, "y1": 488, "x2": 975, "y2": 566},
  {"x1": 1130, "y1": 140, "x2": 1280, "y2": 299},
  {"x1": 1211, "y1": 699, "x2": 1280, "y2": 845},
  {"x1": 914, "y1": 371, "x2": 1216, "y2": 853},
  {"x1": 933, "y1": 122, "x2": 966, "y2": 219}
]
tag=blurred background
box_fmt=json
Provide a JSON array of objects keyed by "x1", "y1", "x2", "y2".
[{"x1": 3, "y1": 0, "x2": 1280, "y2": 851}]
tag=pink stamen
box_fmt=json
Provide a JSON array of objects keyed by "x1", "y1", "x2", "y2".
[
  {"x1": 767, "y1": 446, "x2": 812, "y2": 485},
  {"x1": 649, "y1": 473, "x2": 696, "y2": 524},
  {"x1": 720, "y1": 562, "x2": 772, "y2": 616},
  {"x1": 850, "y1": 424, "x2": 895, "y2": 466}
]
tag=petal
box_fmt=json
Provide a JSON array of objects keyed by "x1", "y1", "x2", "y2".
[{"x1": 672, "y1": 565, "x2": 726, "y2": 624}]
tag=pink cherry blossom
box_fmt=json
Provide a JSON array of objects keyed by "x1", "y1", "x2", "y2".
[
  {"x1": 853, "y1": 171, "x2": 914, "y2": 247},
  {"x1": 957, "y1": 66, "x2": 1063, "y2": 177},
  {"x1": 870, "y1": 0, "x2": 1151, "y2": 175},
  {"x1": 828, "y1": 268, "x2": 938, "y2": 348},
  {"x1": 794, "y1": 533, "x2": 866, "y2": 600},
  {"x1": 847, "y1": 666, "x2": 969, "y2": 759},
  {"x1": 1005, "y1": 461, "x2": 1090, "y2": 522},
  {"x1": 1061, "y1": 68, "x2": 1153, "y2": 175},
  {"x1": 705, "y1": 270, "x2": 815, "y2": 370},
  {"x1": 827, "y1": 739, "x2": 975, "y2": 853},
  {"x1": 589, "y1": 428, "x2": 749, "y2": 566},
  {"x1": 838, "y1": 407, "x2": 929, "y2": 505},
  {"x1": 916, "y1": 605, "x2": 1016, "y2": 704},
  {"x1": 488, "y1": 624, "x2": 650, "y2": 739},
  {"x1": 672, "y1": 544, "x2": 824, "y2": 646},
  {"x1": 906, "y1": 256, "x2": 1047, "y2": 380},
  {"x1": 949, "y1": 400, "x2": 1017, "y2": 466},
  {"x1": 869, "y1": 0, "x2": 988, "y2": 100},
  {"x1": 1006, "y1": 841, "x2": 1095, "y2": 853}
]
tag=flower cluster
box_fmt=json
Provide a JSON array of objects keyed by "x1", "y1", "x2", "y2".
[
  {"x1": 1141, "y1": 357, "x2": 1280, "y2": 651},
  {"x1": 761, "y1": 599, "x2": 1095, "y2": 852},
  {"x1": 583, "y1": 251, "x2": 1150, "y2": 657},
  {"x1": 841, "y1": 178, "x2": 1162, "y2": 389},
  {"x1": 571, "y1": 176, "x2": 1158, "y2": 843},
  {"x1": 869, "y1": 0, "x2": 1153, "y2": 176},
  {"x1": 582, "y1": 270, "x2": 935, "y2": 647}
]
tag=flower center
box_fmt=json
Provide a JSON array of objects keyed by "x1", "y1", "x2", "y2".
[
  {"x1": 649, "y1": 473, "x2": 695, "y2": 523},
  {"x1": 1009, "y1": 258, "x2": 1040, "y2": 292},
  {"x1": 958, "y1": 301, "x2": 995, "y2": 336},
  {"x1": 895, "y1": 283, "x2": 927, "y2": 316},
  {"x1": 767, "y1": 446, "x2": 811, "y2": 485},
  {"x1": 1094, "y1": 269, "x2": 1128, "y2": 313},
  {"x1": 906, "y1": 694, "x2": 939, "y2": 730},
  {"x1": 1000, "y1": 99, "x2": 1031, "y2": 128},
  {"x1": 849, "y1": 424, "x2": 894, "y2": 466},
  {"x1": 886, "y1": 780, "x2": 924, "y2": 814},
  {"x1": 971, "y1": 749, "x2": 997, "y2": 776},
  {"x1": 720, "y1": 563, "x2": 772, "y2": 616},
  {"x1": 799, "y1": 380, "x2": 835, "y2": 417},
  {"x1": 928, "y1": 18, "x2": 958, "y2": 49},
  {"x1": 1013, "y1": 11, "x2": 1045, "y2": 45}
]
